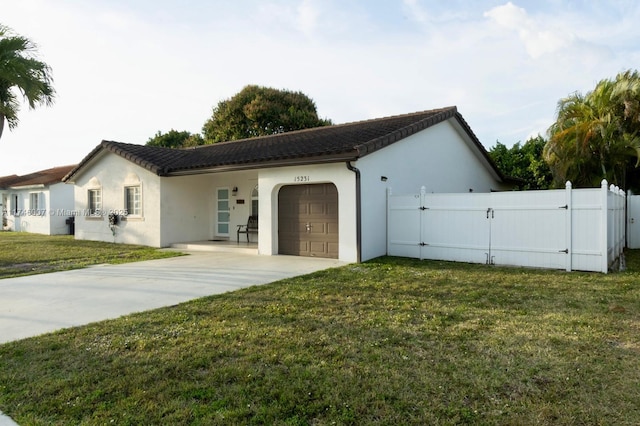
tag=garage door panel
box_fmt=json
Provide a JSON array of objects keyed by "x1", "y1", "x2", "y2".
[
  {"x1": 327, "y1": 222, "x2": 339, "y2": 234},
  {"x1": 278, "y1": 184, "x2": 339, "y2": 259},
  {"x1": 309, "y1": 224, "x2": 326, "y2": 234},
  {"x1": 310, "y1": 241, "x2": 326, "y2": 252},
  {"x1": 308, "y1": 185, "x2": 328, "y2": 196},
  {"x1": 309, "y1": 203, "x2": 326, "y2": 215}
]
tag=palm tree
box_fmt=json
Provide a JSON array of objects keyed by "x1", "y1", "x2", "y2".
[
  {"x1": 544, "y1": 70, "x2": 640, "y2": 188},
  {"x1": 0, "y1": 24, "x2": 55, "y2": 140}
]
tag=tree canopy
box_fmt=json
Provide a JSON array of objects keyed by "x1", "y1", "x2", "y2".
[
  {"x1": 489, "y1": 136, "x2": 553, "y2": 190},
  {"x1": 146, "y1": 129, "x2": 204, "y2": 148},
  {"x1": 544, "y1": 70, "x2": 640, "y2": 189},
  {"x1": 202, "y1": 85, "x2": 332, "y2": 143},
  {"x1": 0, "y1": 24, "x2": 55, "y2": 140}
]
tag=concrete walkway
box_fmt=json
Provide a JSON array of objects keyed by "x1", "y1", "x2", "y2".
[{"x1": 0, "y1": 251, "x2": 346, "y2": 425}]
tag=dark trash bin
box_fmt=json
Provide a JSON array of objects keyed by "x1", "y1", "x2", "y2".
[{"x1": 65, "y1": 216, "x2": 75, "y2": 235}]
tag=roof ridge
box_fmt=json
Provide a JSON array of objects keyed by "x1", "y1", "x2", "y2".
[{"x1": 193, "y1": 106, "x2": 458, "y2": 149}]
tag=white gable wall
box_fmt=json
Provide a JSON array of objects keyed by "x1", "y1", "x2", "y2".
[
  {"x1": 357, "y1": 118, "x2": 510, "y2": 261},
  {"x1": 72, "y1": 153, "x2": 162, "y2": 246}
]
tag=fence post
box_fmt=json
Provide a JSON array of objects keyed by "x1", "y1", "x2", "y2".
[
  {"x1": 565, "y1": 181, "x2": 572, "y2": 272},
  {"x1": 616, "y1": 186, "x2": 622, "y2": 264},
  {"x1": 601, "y1": 179, "x2": 609, "y2": 273},
  {"x1": 619, "y1": 187, "x2": 625, "y2": 260}
]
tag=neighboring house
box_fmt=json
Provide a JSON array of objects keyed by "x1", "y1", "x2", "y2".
[
  {"x1": 63, "y1": 106, "x2": 516, "y2": 262},
  {"x1": 1, "y1": 165, "x2": 76, "y2": 234}
]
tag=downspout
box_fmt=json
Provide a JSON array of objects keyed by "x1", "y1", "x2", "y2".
[{"x1": 346, "y1": 161, "x2": 362, "y2": 263}]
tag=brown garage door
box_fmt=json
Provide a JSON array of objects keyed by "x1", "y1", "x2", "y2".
[{"x1": 278, "y1": 183, "x2": 339, "y2": 258}]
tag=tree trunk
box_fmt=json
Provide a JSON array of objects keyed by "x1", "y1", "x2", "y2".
[{"x1": 0, "y1": 114, "x2": 4, "y2": 140}]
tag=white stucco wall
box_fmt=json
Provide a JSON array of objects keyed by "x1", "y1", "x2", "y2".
[
  {"x1": 6, "y1": 188, "x2": 48, "y2": 234},
  {"x1": 48, "y1": 182, "x2": 75, "y2": 235},
  {"x1": 258, "y1": 163, "x2": 358, "y2": 263},
  {"x1": 357, "y1": 119, "x2": 511, "y2": 261},
  {"x1": 71, "y1": 153, "x2": 162, "y2": 246}
]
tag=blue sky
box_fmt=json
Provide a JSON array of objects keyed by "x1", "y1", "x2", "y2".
[{"x1": 2, "y1": 0, "x2": 639, "y2": 175}]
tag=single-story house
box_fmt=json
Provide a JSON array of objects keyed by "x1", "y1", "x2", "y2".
[
  {"x1": 1, "y1": 165, "x2": 77, "y2": 234},
  {"x1": 63, "y1": 106, "x2": 516, "y2": 262}
]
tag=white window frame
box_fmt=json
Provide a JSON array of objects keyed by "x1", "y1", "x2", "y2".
[
  {"x1": 29, "y1": 192, "x2": 40, "y2": 212},
  {"x1": 124, "y1": 185, "x2": 142, "y2": 217},
  {"x1": 88, "y1": 188, "x2": 102, "y2": 216}
]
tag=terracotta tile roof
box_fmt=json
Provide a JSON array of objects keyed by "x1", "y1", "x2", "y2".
[
  {"x1": 0, "y1": 174, "x2": 21, "y2": 188},
  {"x1": 3, "y1": 165, "x2": 77, "y2": 188},
  {"x1": 64, "y1": 106, "x2": 509, "y2": 182}
]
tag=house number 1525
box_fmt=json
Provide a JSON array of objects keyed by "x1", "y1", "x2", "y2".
[{"x1": 294, "y1": 176, "x2": 310, "y2": 182}]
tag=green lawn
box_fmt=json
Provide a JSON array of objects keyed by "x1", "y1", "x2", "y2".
[
  {"x1": 0, "y1": 251, "x2": 639, "y2": 425},
  {"x1": 0, "y1": 232, "x2": 182, "y2": 278}
]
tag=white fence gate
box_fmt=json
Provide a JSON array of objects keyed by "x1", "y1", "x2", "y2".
[
  {"x1": 388, "y1": 180, "x2": 626, "y2": 273},
  {"x1": 628, "y1": 195, "x2": 640, "y2": 249}
]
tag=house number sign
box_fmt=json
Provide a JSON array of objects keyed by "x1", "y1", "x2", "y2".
[{"x1": 294, "y1": 175, "x2": 310, "y2": 182}]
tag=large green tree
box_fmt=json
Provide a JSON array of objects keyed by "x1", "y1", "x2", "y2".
[
  {"x1": 489, "y1": 136, "x2": 553, "y2": 190},
  {"x1": 0, "y1": 24, "x2": 55, "y2": 140},
  {"x1": 202, "y1": 85, "x2": 332, "y2": 143},
  {"x1": 146, "y1": 129, "x2": 204, "y2": 148},
  {"x1": 544, "y1": 70, "x2": 640, "y2": 188}
]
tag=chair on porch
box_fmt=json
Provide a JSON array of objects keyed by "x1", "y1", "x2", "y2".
[{"x1": 237, "y1": 215, "x2": 258, "y2": 243}]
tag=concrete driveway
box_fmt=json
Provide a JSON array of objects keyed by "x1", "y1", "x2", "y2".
[
  {"x1": 0, "y1": 251, "x2": 346, "y2": 344},
  {"x1": 0, "y1": 251, "x2": 346, "y2": 425}
]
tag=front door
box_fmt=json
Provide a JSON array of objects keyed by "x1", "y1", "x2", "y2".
[
  {"x1": 278, "y1": 183, "x2": 339, "y2": 258},
  {"x1": 216, "y1": 188, "x2": 230, "y2": 238}
]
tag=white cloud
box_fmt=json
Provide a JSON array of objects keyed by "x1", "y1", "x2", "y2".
[{"x1": 484, "y1": 2, "x2": 574, "y2": 59}]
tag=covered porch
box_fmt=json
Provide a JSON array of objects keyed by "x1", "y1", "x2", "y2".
[{"x1": 160, "y1": 169, "x2": 260, "y2": 247}]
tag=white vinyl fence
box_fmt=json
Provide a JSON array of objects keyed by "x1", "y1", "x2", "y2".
[{"x1": 387, "y1": 180, "x2": 625, "y2": 273}]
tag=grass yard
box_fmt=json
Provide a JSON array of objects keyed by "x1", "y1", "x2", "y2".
[
  {"x1": 0, "y1": 232, "x2": 182, "y2": 278},
  {"x1": 0, "y1": 252, "x2": 639, "y2": 425}
]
